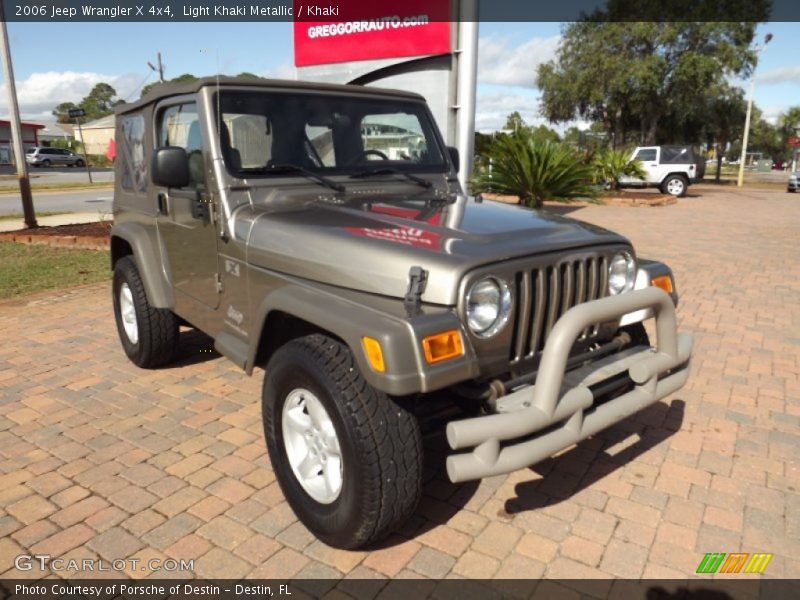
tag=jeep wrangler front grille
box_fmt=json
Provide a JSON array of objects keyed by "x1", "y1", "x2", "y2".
[{"x1": 509, "y1": 255, "x2": 608, "y2": 362}]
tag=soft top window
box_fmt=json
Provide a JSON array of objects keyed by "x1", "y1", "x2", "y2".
[
  {"x1": 214, "y1": 90, "x2": 447, "y2": 178},
  {"x1": 660, "y1": 146, "x2": 693, "y2": 164}
]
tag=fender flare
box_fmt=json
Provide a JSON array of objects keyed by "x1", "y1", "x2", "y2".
[
  {"x1": 110, "y1": 222, "x2": 174, "y2": 308},
  {"x1": 245, "y1": 280, "x2": 476, "y2": 396}
]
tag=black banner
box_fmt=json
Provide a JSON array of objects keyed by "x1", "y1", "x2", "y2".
[
  {"x1": 1, "y1": 0, "x2": 798, "y2": 23},
  {"x1": 2, "y1": 579, "x2": 800, "y2": 600}
]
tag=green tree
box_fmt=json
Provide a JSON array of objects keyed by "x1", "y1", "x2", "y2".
[
  {"x1": 472, "y1": 131, "x2": 597, "y2": 208},
  {"x1": 537, "y1": 10, "x2": 766, "y2": 146},
  {"x1": 703, "y1": 86, "x2": 746, "y2": 181},
  {"x1": 504, "y1": 111, "x2": 525, "y2": 133},
  {"x1": 141, "y1": 73, "x2": 198, "y2": 98},
  {"x1": 52, "y1": 101, "x2": 80, "y2": 124},
  {"x1": 79, "y1": 83, "x2": 121, "y2": 120}
]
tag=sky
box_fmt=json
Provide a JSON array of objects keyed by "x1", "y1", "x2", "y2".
[{"x1": 2, "y1": 20, "x2": 798, "y2": 132}]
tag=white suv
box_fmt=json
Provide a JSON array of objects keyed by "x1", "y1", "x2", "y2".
[{"x1": 619, "y1": 145, "x2": 699, "y2": 197}]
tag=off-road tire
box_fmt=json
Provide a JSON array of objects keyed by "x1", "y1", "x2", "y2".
[
  {"x1": 262, "y1": 334, "x2": 423, "y2": 549},
  {"x1": 661, "y1": 174, "x2": 687, "y2": 197},
  {"x1": 112, "y1": 256, "x2": 179, "y2": 368}
]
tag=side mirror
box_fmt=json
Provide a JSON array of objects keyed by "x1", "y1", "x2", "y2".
[
  {"x1": 151, "y1": 147, "x2": 190, "y2": 188},
  {"x1": 447, "y1": 146, "x2": 460, "y2": 173}
]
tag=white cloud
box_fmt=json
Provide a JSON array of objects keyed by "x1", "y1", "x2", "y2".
[
  {"x1": 478, "y1": 35, "x2": 560, "y2": 88},
  {"x1": 0, "y1": 71, "x2": 143, "y2": 122},
  {"x1": 756, "y1": 66, "x2": 800, "y2": 86},
  {"x1": 475, "y1": 90, "x2": 549, "y2": 133}
]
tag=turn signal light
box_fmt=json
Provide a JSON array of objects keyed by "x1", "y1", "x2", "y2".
[
  {"x1": 651, "y1": 275, "x2": 674, "y2": 294},
  {"x1": 422, "y1": 330, "x2": 463, "y2": 365},
  {"x1": 361, "y1": 337, "x2": 385, "y2": 373}
]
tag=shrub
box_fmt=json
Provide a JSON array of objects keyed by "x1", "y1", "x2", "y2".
[
  {"x1": 471, "y1": 132, "x2": 597, "y2": 208},
  {"x1": 592, "y1": 148, "x2": 647, "y2": 190}
]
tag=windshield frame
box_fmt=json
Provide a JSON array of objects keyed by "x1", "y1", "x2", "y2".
[{"x1": 212, "y1": 89, "x2": 451, "y2": 180}]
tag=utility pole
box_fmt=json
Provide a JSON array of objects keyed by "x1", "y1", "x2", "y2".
[
  {"x1": 0, "y1": 19, "x2": 36, "y2": 228},
  {"x1": 737, "y1": 33, "x2": 772, "y2": 187},
  {"x1": 148, "y1": 52, "x2": 165, "y2": 83}
]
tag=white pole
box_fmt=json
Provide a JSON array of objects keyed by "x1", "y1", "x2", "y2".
[
  {"x1": 455, "y1": 0, "x2": 478, "y2": 194},
  {"x1": 737, "y1": 74, "x2": 756, "y2": 187},
  {"x1": 737, "y1": 35, "x2": 771, "y2": 188}
]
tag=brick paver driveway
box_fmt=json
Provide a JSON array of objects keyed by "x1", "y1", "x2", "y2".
[{"x1": 1, "y1": 184, "x2": 798, "y2": 582}]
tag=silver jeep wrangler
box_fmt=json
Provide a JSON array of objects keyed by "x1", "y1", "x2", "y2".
[{"x1": 110, "y1": 77, "x2": 692, "y2": 549}]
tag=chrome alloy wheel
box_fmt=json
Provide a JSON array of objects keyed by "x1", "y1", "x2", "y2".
[
  {"x1": 281, "y1": 388, "x2": 343, "y2": 504},
  {"x1": 119, "y1": 283, "x2": 138, "y2": 344}
]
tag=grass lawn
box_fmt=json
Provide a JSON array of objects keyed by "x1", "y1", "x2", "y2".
[
  {"x1": 0, "y1": 211, "x2": 67, "y2": 221},
  {"x1": 0, "y1": 181, "x2": 112, "y2": 194},
  {"x1": 0, "y1": 241, "x2": 109, "y2": 299}
]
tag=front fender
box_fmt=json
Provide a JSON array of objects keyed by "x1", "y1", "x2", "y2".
[
  {"x1": 246, "y1": 277, "x2": 479, "y2": 396},
  {"x1": 110, "y1": 222, "x2": 173, "y2": 308},
  {"x1": 619, "y1": 258, "x2": 679, "y2": 327}
]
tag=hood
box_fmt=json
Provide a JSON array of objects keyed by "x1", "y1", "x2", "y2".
[{"x1": 241, "y1": 191, "x2": 628, "y2": 306}]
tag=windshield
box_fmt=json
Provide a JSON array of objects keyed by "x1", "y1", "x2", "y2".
[{"x1": 215, "y1": 90, "x2": 448, "y2": 178}]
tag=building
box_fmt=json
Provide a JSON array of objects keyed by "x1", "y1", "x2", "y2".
[
  {"x1": 37, "y1": 122, "x2": 75, "y2": 146},
  {"x1": 0, "y1": 120, "x2": 45, "y2": 164},
  {"x1": 75, "y1": 115, "x2": 115, "y2": 155}
]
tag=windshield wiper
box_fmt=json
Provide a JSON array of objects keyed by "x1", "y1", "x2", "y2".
[
  {"x1": 350, "y1": 167, "x2": 432, "y2": 189},
  {"x1": 247, "y1": 164, "x2": 345, "y2": 193}
]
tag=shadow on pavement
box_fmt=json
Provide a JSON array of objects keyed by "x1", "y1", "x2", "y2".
[
  {"x1": 166, "y1": 327, "x2": 221, "y2": 368},
  {"x1": 504, "y1": 398, "x2": 685, "y2": 514}
]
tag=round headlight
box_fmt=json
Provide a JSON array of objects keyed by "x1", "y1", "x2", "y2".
[
  {"x1": 466, "y1": 277, "x2": 512, "y2": 338},
  {"x1": 608, "y1": 251, "x2": 636, "y2": 295}
]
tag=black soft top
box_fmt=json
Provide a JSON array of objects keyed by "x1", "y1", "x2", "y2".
[{"x1": 116, "y1": 76, "x2": 425, "y2": 115}]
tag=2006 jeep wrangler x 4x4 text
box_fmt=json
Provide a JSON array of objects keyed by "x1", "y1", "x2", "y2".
[{"x1": 110, "y1": 78, "x2": 692, "y2": 549}]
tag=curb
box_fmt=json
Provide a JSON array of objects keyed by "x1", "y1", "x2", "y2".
[{"x1": 0, "y1": 231, "x2": 108, "y2": 251}]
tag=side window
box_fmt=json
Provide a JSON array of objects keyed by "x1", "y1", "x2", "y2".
[
  {"x1": 119, "y1": 114, "x2": 147, "y2": 193},
  {"x1": 158, "y1": 103, "x2": 205, "y2": 189},
  {"x1": 635, "y1": 148, "x2": 657, "y2": 162}
]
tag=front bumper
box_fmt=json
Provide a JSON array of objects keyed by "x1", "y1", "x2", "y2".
[{"x1": 446, "y1": 286, "x2": 692, "y2": 483}]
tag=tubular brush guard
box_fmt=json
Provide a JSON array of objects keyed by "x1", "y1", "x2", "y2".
[{"x1": 446, "y1": 286, "x2": 693, "y2": 483}]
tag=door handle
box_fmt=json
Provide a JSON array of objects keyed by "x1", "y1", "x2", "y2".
[{"x1": 157, "y1": 192, "x2": 168, "y2": 215}]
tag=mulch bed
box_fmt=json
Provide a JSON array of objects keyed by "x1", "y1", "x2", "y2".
[
  {"x1": 481, "y1": 191, "x2": 676, "y2": 207},
  {"x1": 0, "y1": 221, "x2": 110, "y2": 251}
]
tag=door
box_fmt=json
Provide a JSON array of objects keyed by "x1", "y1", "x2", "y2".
[
  {"x1": 155, "y1": 102, "x2": 220, "y2": 309},
  {"x1": 633, "y1": 147, "x2": 660, "y2": 183}
]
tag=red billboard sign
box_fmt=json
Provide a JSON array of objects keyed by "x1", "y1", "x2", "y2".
[
  {"x1": 788, "y1": 136, "x2": 800, "y2": 147},
  {"x1": 293, "y1": 0, "x2": 452, "y2": 67}
]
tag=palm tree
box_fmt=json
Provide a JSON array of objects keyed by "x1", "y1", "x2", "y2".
[
  {"x1": 472, "y1": 132, "x2": 597, "y2": 208},
  {"x1": 592, "y1": 148, "x2": 647, "y2": 190}
]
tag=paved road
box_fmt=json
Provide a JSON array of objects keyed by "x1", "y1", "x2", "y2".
[
  {"x1": 0, "y1": 189, "x2": 113, "y2": 216},
  {"x1": 0, "y1": 165, "x2": 114, "y2": 185},
  {"x1": 0, "y1": 184, "x2": 797, "y2": 583}
]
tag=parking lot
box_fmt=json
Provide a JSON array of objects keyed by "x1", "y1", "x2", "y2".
[{"x1": 0, "y1": 184, "x2": 797, "y2": 584}]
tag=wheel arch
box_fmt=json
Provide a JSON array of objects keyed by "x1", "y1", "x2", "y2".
[
  {"x1": 244, "y1": 280, "x2": 459, "y2": 396},
  {"x1": 253, "y1": 310, "x2": 347, "y2": 372},
  {"x1": 110, "y1": 222, "x2": 174, "y2": 308},
  {"x1": 662, "y1": 172, "x2": 690, "y2": 184}
]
